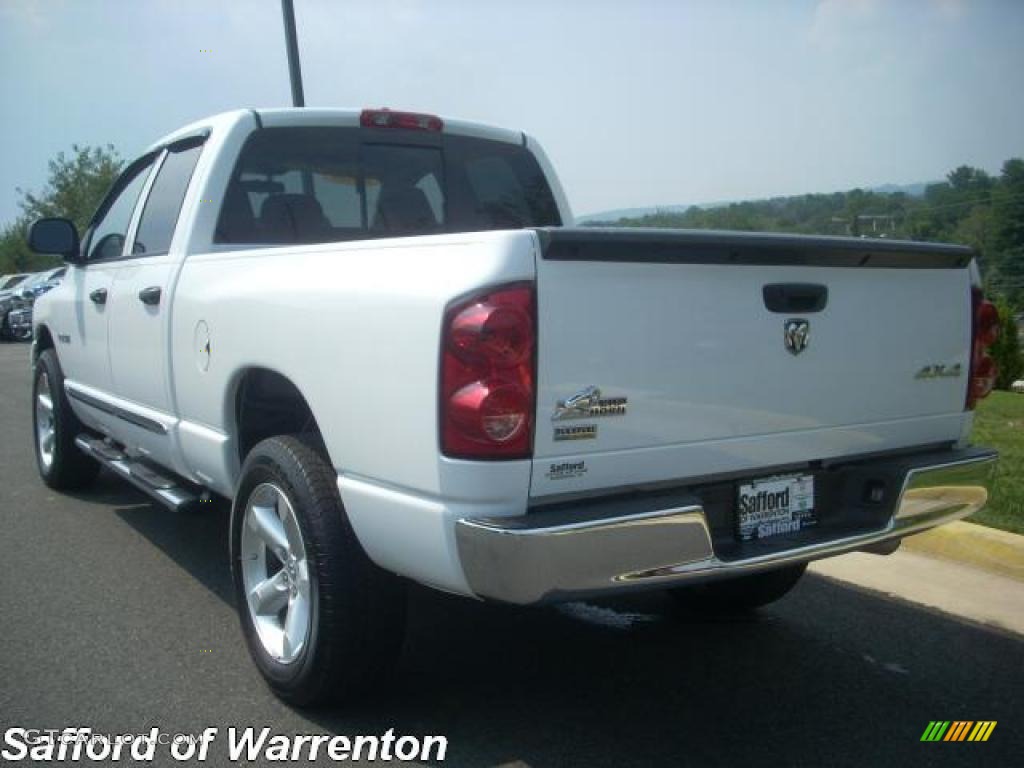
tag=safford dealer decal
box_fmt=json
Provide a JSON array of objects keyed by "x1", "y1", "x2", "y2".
[{"x1": 546, "y1": 460, "x2": 587, "y2": 480}]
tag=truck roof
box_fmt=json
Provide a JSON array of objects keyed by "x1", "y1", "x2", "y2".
[{"x1": 146, "y1": 108, "x2": 524, "y2": 154}]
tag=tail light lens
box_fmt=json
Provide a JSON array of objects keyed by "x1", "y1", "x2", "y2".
[
  {"x1": 441, "y1": 283, "x2": 535, "y2": 458},
  {"x1": 967, "y1": 286, "x2": 1000, "y2": 409}
]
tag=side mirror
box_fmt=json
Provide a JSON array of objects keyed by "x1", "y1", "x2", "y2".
[{"x1": 28, "y1": 218, "x2": 82, "y2": 264}]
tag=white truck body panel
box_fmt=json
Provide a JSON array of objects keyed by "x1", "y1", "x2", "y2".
[
  {"x1": 57, "y1": 265, "x2": 117, "y2": 397},
  {"x1": 168, "y1": 231, "x2": 539, "y2": 593},
  {"x1": 30, "y1": 108, "x2": 988, "y2": 599},
  {"x1": 531, "y1": 257, "x2": 972, "y2": 498}
]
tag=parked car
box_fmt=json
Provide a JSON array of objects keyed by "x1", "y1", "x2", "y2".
[
  {"x1": 5, "y1": 308, "x2": 32, "y2": 341},
  {"x1": 0, "y1": 273, "x2": 29, "y2": 291},
  {"x1": 0, "y1": 273, "x2": 31, "y2": 327},
  {"x1": 1, "y1": 268, "x2": 65, "y2": 341},
  {"x1": 5, "y1": 267, "x2": 66, "y2": 341},
  {"x1": 26, "y1": 108, "x2": 999, "y2": 706},
  {"x1": 1, "y1": 272, "x2": 44, "y2": 340}
]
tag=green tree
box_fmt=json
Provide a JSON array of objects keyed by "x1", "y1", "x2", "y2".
[
  {"x1": 0, "y1": 222, "x2": 36, "y2": 274},
  {"x1": 18, "y1": 144, "x2": 123, "y2": 231},
  {"x1": 0, "y1": 144, "x2": 122, "y2": 274},
  {"x1": 947, "y1": 165, "x2": 993, "y2": 195},
  {"x1": 981, "y1": 159, "x2": 1024, "y2": 309},
  {"x1": 993, "y1": 159, "x2": 1024, "y2": 248},
  {"x1": 991, "y1": 300, "x2": 1023, "y2": 390}
]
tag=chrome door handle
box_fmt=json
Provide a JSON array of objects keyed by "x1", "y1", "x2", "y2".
[
  {"x1": 89, "y1": 288, "x2": 107, "y2": 305},
  {"x1": 138, "y1": 286, "x2": 162, "y2": 306}
]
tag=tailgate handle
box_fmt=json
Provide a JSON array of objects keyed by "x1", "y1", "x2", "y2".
[{"x1": 763, "y1": 283, "x2": 828, "y2": 314}]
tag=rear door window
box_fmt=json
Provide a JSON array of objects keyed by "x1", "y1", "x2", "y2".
[{"x1": 133, "y1": 141, "x2": 204, "y2": 256}]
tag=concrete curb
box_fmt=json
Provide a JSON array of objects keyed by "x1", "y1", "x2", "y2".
[
  {"x1": 811, "y1": 550, "x2": 1024, "y2": 636},
  {"x1": 900, "y1": 520, "x2": 1024, "y2": 582}
]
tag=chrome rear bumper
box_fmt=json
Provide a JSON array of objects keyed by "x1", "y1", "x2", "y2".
[{"x1": 455, "y1": 447, "x2": 997, "y2": 604}]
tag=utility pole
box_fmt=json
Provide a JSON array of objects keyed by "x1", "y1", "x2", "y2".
[{"x1": 281, "y1": 0, "x2": 305, "y2": 107}]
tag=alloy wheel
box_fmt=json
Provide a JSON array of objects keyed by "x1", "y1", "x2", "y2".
[
  {"x1": 35, "y1": 371, "x2": 55, "y2": 471},
  {"x1": 239, "y1": 483, "x2": 312, "y2": 664}
]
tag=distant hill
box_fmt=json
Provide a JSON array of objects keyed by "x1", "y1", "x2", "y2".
[
  {"x1": 575, "y1": 205, "x2": 691, "y2": 223},
  {"x1": 866, "y1": 181, "x2": 932, "y2": 197},
  {"x1": 576, "y1": 181, "x2": 934, "y2": 224}
]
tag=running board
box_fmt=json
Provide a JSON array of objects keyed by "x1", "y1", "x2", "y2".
[{"x1": 74, "y1": 435, "x2": 201, "y2": 512}]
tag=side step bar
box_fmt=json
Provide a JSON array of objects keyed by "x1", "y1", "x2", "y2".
[{"x1": 74, "y1": 434, "x2": 202, "y2": 512}]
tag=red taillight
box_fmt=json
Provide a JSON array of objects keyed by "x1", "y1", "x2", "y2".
[
  {"x1": 441, "y1": 284, "x2": 535, "y2": 459},
  {"x1": 976, "y1": 300, "x2": 1000, "y2": 347},
  {"x1": 967, "y1": 286, "x2": 1000, "y2": 409},
  {"x1": 360, "y1": 108, "x2": 443, "y2": 132}
]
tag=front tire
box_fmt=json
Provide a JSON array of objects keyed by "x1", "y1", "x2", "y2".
[
  {"x1": 231, "y1": 435, "x2": 406, "y2": 707},
  {"x1": 33, "y1": 349, "x2": 100, "y2": 490},
  {"x1": 668, "y1": 563, "x2": 807, "y2": 613}
]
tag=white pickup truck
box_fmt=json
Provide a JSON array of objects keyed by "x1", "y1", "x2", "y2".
[{"x1": 27, "y1": 108, "x2": 999, "y2": 706}]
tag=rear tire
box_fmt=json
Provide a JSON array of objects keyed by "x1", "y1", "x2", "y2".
[
  {"x1": 33, "y1": 349, "x2": 100, "y2": 490},
  {"x1": 668, "y1": 563, "x2": 807, "y2": 614},
  {"x1": 231, "y1": 435, "x2": 406, "y2": 707}
]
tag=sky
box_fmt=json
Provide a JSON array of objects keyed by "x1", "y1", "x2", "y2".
[{"x1": 1, "y1": 0, "x2": 1023, "y2": 226}]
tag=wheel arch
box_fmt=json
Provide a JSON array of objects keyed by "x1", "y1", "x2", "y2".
[
  {"x1": 229, "y1": 366, "x2": 329, "y2": 466},
  {"x1": 33, "y1": 324, "x2": 55, "y2": 364}
]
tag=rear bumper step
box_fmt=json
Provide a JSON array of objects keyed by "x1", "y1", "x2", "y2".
[
  {"x1": 455, "y1": 446, "x2": 997, "y2": 604},
  {"x1": 74, "y1": 435, "x2": 200, "y2": 511}
]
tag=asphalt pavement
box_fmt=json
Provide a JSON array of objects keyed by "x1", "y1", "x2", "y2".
[{"x1": 1, "y1": 342, "x2": 1021, "y2": 767}]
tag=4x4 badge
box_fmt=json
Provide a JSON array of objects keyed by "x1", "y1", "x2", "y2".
[{"x1": 784, "y1": 319, "x2": 810, "y2": 355}]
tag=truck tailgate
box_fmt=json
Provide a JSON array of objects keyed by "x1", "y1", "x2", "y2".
[{"x1": 530, "y1": 228, "x2": 975, "y2": 498}]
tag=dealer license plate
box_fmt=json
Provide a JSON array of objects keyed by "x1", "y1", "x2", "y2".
[{"x1": 737, "y1": 473, "x2": 815, "y2": 542}]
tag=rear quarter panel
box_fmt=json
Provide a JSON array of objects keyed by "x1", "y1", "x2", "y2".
[{"x1": 170, "y1": 229, "x2": 538, "y2": 503}]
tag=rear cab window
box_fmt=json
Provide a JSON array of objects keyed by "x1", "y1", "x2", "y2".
[{"x1": 214, "y1": 126, "x2": 560, "y2": 246}]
